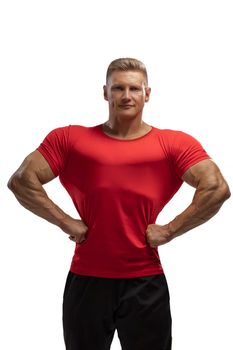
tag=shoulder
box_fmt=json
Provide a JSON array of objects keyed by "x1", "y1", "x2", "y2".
[
  {"x1": 48, "y1": 124, "x2": 83, "y2": 134},
  {"x1": 153, "y1": 127, "x2": 197, "y2": 141},
  {"x1": 41, "y1": 124, "x2": 100, "y2": 147},
  {"x1": 43, "y1": 124, "x2": 89, "y2": 140},
  {"x1": 152, "y1": 127, "x2": 203, "y2": 152}
]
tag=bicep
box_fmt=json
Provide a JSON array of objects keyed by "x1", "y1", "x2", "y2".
[
  {"x1": 12, "y1": 150, "x2": 56, "y2": 185},
  {"x1": 181, "y1": 159, "x2": 224, "y2": 189}
]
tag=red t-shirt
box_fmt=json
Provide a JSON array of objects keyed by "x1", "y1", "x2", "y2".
[{"x1": 37, "y1": 123, "x2": 210, "y2": 278}]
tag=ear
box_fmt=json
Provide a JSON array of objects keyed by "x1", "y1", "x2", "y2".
[
  {"x1": 103, "y1": 85, "x2": 108, "y2": 101},
  {"x1": 145, "y1": 87, "x2": 151, "y2": 102}
]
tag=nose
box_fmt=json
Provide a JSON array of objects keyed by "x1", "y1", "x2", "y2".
[{"x1": 122, "y1": 88, "x2": 131, "y2": 101}]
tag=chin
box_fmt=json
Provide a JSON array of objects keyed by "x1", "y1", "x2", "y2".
[
  {"x1": 118, "y1": 113, "x2": 138, "y2": 120},
  {"x1": 117, "y1": 110, "x2": 138, "y2": 116}
]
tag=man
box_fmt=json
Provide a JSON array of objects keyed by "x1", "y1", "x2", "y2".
[{"x1": 8, "y1": 58, "x2": 230, "y2": 350}]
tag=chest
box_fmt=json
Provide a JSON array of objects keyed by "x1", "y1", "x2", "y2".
[{"x1": 63, "y1": 137, "x2": 176, "y2": 195}]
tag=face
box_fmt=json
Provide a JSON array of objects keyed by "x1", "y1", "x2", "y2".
[{"x1": 103, "y1": 70, "x2": 151, "y2": 120}]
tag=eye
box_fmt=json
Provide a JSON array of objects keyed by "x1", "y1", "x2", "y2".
[
  {"x1": 130, "y1": 86, "x2": 141, "y2": 91},
  {"x1": 112, "y1": 86, "x2": 123, "y2": 91}
]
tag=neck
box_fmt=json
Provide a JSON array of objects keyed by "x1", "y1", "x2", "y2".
[{"x1": 103, "y1": 118, "x2": 151, "y2": 138}]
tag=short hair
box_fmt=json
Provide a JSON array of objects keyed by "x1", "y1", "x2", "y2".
[{"x1": 106, "y1": 58, "x2": 148, "y2": 86}]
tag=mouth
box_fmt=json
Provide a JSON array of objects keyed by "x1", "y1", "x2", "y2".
[{"x1": 119, "y1": 105, "x2": 134, "y2": 109}]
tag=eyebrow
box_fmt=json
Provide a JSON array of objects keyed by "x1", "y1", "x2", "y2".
[{"x1": 111, "y1": 83, "x2": 143, "y2": 88}]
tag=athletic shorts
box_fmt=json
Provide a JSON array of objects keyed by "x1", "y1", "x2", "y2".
[{"x1": 62, "y1": 271, "x2": 172, "y2": 350}]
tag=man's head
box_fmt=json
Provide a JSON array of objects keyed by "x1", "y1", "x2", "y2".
[
  {"x1": 104, "y1": 58, "x2": 151, "y2": 120},
  {"x1": 106, "y1": 58, "x2": 148, "y2": 86}
]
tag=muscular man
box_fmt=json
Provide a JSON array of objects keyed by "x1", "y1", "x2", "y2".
[{"x1": 8, "y1": 58, "x2": 230, "y2": 350}]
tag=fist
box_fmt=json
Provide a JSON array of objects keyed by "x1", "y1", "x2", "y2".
[
  {"x1": 146, "y1": 224, "x2": 172, "y2": 248},
  {"x1": 69, "y1": 220, "x2": 89, "y2": 244},
  {"x1": 60, "y1": 217, "x2": 88, "y2": 244}
]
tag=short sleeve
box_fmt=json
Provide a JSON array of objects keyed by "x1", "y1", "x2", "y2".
[
  {"x1": 168, "y1": 130, "x2": 211, "y2": 178},
  {"x1": 37, "y1": 126, "x2": 71, "y2": 176}
]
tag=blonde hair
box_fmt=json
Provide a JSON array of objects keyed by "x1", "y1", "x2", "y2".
[{"x1": 106, "y1": 58, "x2": 148, "y2": 86}]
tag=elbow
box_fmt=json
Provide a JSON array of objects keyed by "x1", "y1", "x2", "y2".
[
  {"x1": 224, "y1": 185, "x2": 231, "y2": 201},
  {"x1": 7, "y1": 173, "x2": 23, "y2": 194},
  {"x1": 217, "y1": 181, "x2": 231, "y2": 203},
  {"x1": 7, "y1": 174, "x2": 18, "y2": 192}
]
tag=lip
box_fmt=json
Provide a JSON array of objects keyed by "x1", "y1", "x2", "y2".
[{"x1": 119, "y1": 105, "x2": 134, "y2": 108}]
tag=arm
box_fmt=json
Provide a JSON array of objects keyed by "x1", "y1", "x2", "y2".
[
  {"x1": 146, "y1": 159, "x2": 231, "y2": 247},
  {"x1": 7, "y1": 150, "x2": 88, "y2": 243}
]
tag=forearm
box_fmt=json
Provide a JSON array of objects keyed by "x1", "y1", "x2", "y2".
[
  {"x1": 146, "y1": 160, "x2": 231, "y2": 248},
  {"x1": 8, "y1": 172, "x2": 71, "y2": 229},
  {"x1": 167, "y1": 182, "x2": 231, "y2": 239}
]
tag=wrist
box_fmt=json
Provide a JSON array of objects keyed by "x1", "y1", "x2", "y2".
[
  {"x1": 58, "y1": 215, "x2": 73, "y2": 233},
  {"x1": 166, "y1": 222, "x2": 177, "y2": 240}
]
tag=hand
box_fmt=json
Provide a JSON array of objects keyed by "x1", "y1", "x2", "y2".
[
  {"x1": 60, "y1": 217, "x2": 89, "y2": 244},
  {"x1": 146, "y1": 224, "x2": 172, "y2": 248}
]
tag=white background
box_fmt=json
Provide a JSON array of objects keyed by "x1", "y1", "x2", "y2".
[{"x1": 1, "y1": 0, "x2": 232, "y2": 349}]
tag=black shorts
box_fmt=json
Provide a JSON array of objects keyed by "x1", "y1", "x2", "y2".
[{"x1": 62, "y1": 271, "x2": 172, "y2": 350}]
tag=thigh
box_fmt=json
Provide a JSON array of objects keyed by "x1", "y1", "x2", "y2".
[
  {"x1": 116, "y1": 274, "x2": 172, "y2": 350},
  {"x1": 62, "y1": 271, "x2": 116, "y2": 350}
]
